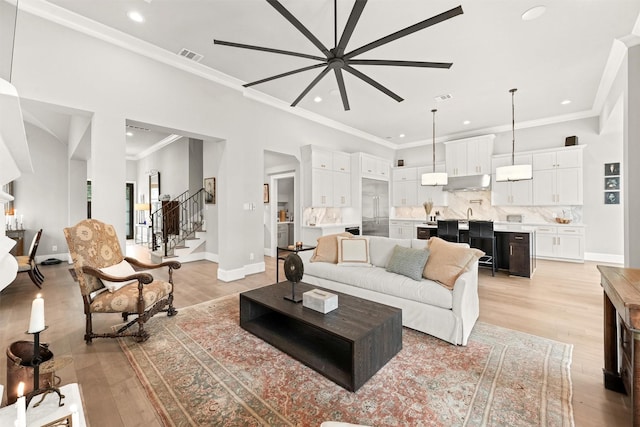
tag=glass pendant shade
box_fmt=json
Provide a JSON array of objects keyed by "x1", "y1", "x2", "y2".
[
  {"x1": 421, "y1": 108, "x2": 448, "y2": 186},
  {"x1": 495, "y1": 164, "x2": 532, "y2": 182},
  {"x1": 498, "y1": 88, "x2": 532, "y2": 182},
  {"x1": 421, "y1": 172, "x2": 448, "y2": 186}
]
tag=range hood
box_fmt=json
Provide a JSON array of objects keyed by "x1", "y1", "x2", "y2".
[{"x1": 443, "y1": 174, "x2": 491, "y2": 192}]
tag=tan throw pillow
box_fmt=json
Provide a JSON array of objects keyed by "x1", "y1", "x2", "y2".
[
  {"x1": 310, "y1": 232, "x2": 353, "y2": 263},
  {"x1": 423, "y1": 237, "x2": 484, "y2": 289}
]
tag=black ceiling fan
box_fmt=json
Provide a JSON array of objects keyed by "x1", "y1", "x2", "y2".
[{"x1": 214, "y1": 0, "x2": 463, "y2": 111}]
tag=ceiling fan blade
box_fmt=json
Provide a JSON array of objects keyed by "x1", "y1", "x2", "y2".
[
  {"x1": 348, "y1": 59, "x2": 452, "y2": 69},
  {"x1": 291, "y1": 67, "x2": 331, "y2": 107},
  {"x1": 344, "y1": 5, "x2": 463, "y2": 59},
  {"x1": 333, "y1": 68, "x2": 350, "y2": 111},
  {"x1": 343, "y1": 64, "x2": 403, "y2": 102},
  {"x1": 335, "y1": 0, "x2": 367, "y2": 57},
  {"x1": 243, "y1": 63, "x2": 326, "y2": 88},
  {"x1": 266, "y1": 0, "x2": 333, "y2": 58},
  {"x1": 214, "y1": 40, "x2": 326, "y2": 62}
]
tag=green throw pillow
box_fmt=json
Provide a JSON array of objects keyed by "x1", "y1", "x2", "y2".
[{"x1": 386, "y1": 245, "x2": 430, "y2": 281}]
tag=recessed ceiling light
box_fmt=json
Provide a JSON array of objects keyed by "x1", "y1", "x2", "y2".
[
  {"x1": 127, "y1": 11, "x2": 145, "y2": 23},
  {"x1": 561, "y1": 99, "x2": 571, "y2": 105},
  {"x1": 522, "y1": 6, "x2": 546, "y2": 21},
  {"x1": 463, "y1": 120, "x2": 471, "y2": 125},
  {"x1": 313, "y1": 96, "x2": 322, "y2": 103},
  {"x1": 126, "y1": 131, "x2": 133, "y2": 136},
  {"x1": 399, "y1": 134, "x2": 405, "y2": 138}
]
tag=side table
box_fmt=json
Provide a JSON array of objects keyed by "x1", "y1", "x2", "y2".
[
  {"x1": 276, "y1": 244, "x2": 315, "y2": 283},
  {"x1": 598, "y1": 265, "x2": 640, "y2": 426}
]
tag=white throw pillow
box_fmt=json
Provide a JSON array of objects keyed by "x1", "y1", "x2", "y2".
[
  {"x1": 99, "y1": 259, "x2": 138, "y2": 292},
  {"x1": 337, "y1": 236, "x2": 371, "y2": 267}
]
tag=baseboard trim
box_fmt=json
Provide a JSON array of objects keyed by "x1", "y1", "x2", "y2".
[
  {"x1": 217, "y1": 267, "x2": 245, "y2": 282},
  {"x1": 244, "y1": 261, "x2": 265, "y2": 276},
  {"x1": 584, "y1": 252, "x2": 624, "y2": 264}
]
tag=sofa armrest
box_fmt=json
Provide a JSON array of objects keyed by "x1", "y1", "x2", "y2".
[{"x1": 451, "y1": 261, "x2": 480, "y2": 340}]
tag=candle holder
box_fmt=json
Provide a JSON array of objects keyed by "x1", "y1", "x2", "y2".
[{"x1": 25, "y1": 326, "x2": 65, "y2": 410}]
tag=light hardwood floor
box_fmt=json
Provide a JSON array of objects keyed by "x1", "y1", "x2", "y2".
[{"x1": 0, "y1": 245, "x2": 632, "y2": 426}]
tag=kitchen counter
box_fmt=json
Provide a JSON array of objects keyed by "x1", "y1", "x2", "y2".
[{"x1": 301, "y1": 223, "x2": 360, "y2": 229}]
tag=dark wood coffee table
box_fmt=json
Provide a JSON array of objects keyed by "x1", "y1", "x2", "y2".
[{"x1": 239, "y1": 281, "x2": 402, "y2": 392}]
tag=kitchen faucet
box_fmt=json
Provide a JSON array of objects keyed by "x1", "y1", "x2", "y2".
[{"x1": 466, "y1": 207, "x2": 473, "y2": 221}]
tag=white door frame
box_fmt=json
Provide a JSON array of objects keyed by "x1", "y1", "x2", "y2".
[{"x1": 269, "y1": 172, "x2": 295, "y2": 257}]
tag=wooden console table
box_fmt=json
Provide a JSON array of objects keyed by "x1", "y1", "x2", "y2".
[
  {"x1": 6, "y1": 229, "x2": 25, "y2": 256},
  {"x1": 598, "y1": 265, "x2": 640, "y2": 426}
]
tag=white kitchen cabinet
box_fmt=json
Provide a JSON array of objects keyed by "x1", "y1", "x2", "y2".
[
  {"x1": 416, "y1": 165, "x2": 448, "y2": 206},
  {"x1": 393, "y1": 167, "x2": 417, "y2": 182},
  {"x1": 535, "y1": 225, "x2": 584, "y2": 262},
  {"x1": 532, "y1": 148, "x2": 581, "y2": 170},
  {"x1": 445, "y1": 142, "x2": 467, "y2": 177},
  {"x1": 302, "y1": 145, "x2": 352, "y2": 208},
  {"x1": 444, "y1": 135, "x2": 495, "y2": 177},
  {"x1": 361, "y1": 154, "x2": 390, "y2": 179},
  {"x1": 532, "y1": 167, "x2": 582, "y2": 205},
  {"x1": 389, "y1": 220, "x2": 416, "y2": 239},
  {"x1": 392, "y1": 180, "x2": 418, "y2": 207},
  {"x1": 531, "y1": 146, "x2": 583, "y2": 205},
  {"x1": 332, "y1": 171, "x2": 351, "y2": 207},
  {"x1": 491, "y1": 153, "x2": 533, "y2": 206},
  {"x1": 311, "y1": 168, "x2": 333, "y2": 207},
  {"x1": 333, "y1": 152, "x2": 351, "y2": 173}
]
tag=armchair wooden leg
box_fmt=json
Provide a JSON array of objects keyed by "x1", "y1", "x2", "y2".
[
  {"x1": 85, "y1": 313, "x2": 93, "y2": 344},
  {"x1": 167, "y1": 293, "x2": 177, "y2": 317}
]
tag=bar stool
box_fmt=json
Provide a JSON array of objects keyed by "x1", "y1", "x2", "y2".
[
  {"x1": 437, "y1": 220, "x2": 460, "y2": 243},
  {"x1": 468, "y1": 220, "x2": 496, "y2": 276}
]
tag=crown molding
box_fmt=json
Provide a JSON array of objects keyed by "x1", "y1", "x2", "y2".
[{"x1": 133, "y1": 134, "x2": 182, "y2": 160}]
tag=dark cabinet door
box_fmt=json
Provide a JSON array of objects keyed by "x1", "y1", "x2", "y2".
[
  {"x1": 509, "y1": 233, "x2": 531, "y2": 277},
  {"x1": 417, "y1": 227, "x2": 437, "y2": 240}
]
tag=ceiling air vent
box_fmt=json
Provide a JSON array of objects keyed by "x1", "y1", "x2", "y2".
[
  {"x1": 126, "y1": 124, "x2": 150, "y2": 132},
  {"x1": 178, "y1": 48, "x2": 204, "y2": 63},
  {"x1": 434, "y1": 94, "x2": 453, "y2": 102}
]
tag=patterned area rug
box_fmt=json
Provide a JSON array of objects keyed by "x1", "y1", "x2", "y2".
[{"x1": 118, "y1": 294, "x2": 574, "y2": 426}]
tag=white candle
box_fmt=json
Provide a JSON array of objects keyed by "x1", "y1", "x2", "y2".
[
  {"x1": 70, "y1": 403, "x2": 80, "y2": 426},
  {"x1": 16, "y1": 382, "x2": 26, "y2": 427},
  {"x1": 27, "y1": 294, "x2": 45, "y2": 333}
]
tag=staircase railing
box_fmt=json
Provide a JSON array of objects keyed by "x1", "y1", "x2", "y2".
[{"x1": 150, "y1": 188, "x2": 207, "y2": 257}]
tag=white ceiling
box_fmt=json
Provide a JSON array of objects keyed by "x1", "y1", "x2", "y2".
[{"x1": 26, "y1": 0, "x2": 640, "y2": 147}]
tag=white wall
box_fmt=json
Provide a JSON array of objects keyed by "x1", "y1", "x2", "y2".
[{"x1": 13, "y1": 123, "x2": 69, "y2": 260}]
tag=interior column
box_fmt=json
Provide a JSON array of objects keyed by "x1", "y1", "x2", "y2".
[{"x1": 90, "y1": 112, "x2": 126, "y2": 249}]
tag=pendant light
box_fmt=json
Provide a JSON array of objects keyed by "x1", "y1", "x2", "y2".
[
  {"x1": 421, "y1": 109, "x2": 448, "y2": 186},
  {"x1": 495, "y1": 88, "x2": 532, "y2": 182}
]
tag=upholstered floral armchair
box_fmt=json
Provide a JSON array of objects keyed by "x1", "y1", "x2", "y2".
[{"x1": 64, "y1": 219, "x2": 180, "y2": 343}]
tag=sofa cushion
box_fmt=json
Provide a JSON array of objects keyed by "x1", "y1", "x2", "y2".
[
  {"x1": 423, "y1": 237, "x2": 484, "y2": 289},
  {"x1": 386, "y1": 245, "x2": 430, "y2": 281},
  {"x1": 303, "y1": 261, "x2": 453, "y2": 309},
  {"x1": 311, "y1": 232, "x2": 353, "y2": 263},
  {"x1": 337, "y1": 236, "x2": 371, "y2": 266},
  {"x1": 368, "y1": 236, "x2": 412, "y2": 267}
]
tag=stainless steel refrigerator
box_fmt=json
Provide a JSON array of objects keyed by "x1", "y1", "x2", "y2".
[{"x1": 361, "y1": 178, "x2": 389, "y2": 237}]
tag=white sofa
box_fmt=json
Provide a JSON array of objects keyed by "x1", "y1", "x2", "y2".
[{"x1": 298, "y1": 236, "x2": 479, "y2": 345}]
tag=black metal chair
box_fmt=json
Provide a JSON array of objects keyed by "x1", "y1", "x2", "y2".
[
  {"x1": 437, "y1": 220, "x2": 460, "y2": 243},
  {"x1": 468, "y1": 220, "x2": 496, "y2": 276}
]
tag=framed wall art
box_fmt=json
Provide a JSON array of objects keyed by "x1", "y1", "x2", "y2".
[
  {"x1": 604, "y1": 162, "x2": 620, "y2": 176},
  {"x1": 204, "y1": 177, "x2": 216, "y2": 204},
  {"x1": 263, "y1": 184, "x2": 269, "y2": 203},
  {"x1": 605, "y1": 191, "x2": 620, "y2": 205}
]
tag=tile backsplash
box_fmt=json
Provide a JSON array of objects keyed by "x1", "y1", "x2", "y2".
[{"x1": 393, "y1": 190, "x2": 582, "y2": 224}]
